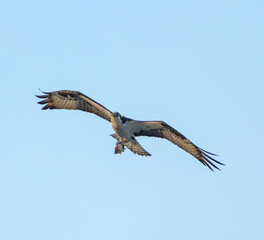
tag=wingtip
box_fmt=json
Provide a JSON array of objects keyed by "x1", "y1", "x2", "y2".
[
  {"x1": 201, "y1": 153, "x2": 223, "y2": 171},
  {"x1": 37, "y1": 99, "x2": 50, "y2": 105},
  {"x1": 199, "y1": 148, "x2": 219, "y2": 157},
  {"x1": 36, "y1": 89, "x2": 52, "y2": 110},
  {"x1": 36, "y1": 89, "x2": 50, "y2": 99},
  {"x1": 38, "y1": 88, "x2": 50, "y2": 94}
]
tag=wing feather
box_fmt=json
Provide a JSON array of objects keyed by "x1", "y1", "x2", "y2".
[
  {"x1": 36, "y1": 90, "x2": 112, "y2": 122},
  {"x1": 131, "y1": 121, "x2": 224, "y2": 171}
]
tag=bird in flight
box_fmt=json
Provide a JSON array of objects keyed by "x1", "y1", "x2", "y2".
[{"x1": 36, "y1": 90, "x2": 224, "y2": 171}]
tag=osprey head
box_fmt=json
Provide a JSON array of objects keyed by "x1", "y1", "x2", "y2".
[{"x1": 111, "y1": 112, "x2": 121, "y2": 118}]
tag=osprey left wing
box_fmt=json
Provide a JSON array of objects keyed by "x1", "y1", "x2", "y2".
[{"x1": 36, "y1": 90, "x2": 112, "y2": 122}]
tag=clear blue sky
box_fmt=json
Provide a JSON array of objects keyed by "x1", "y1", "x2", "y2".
[{"x1": 1, "y1": 1, "x2": 263, "y2": 239}]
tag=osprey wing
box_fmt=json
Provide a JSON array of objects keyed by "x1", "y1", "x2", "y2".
[
  {"x1": 129, "y1": 120, "x2": 224, "y2": 171},
  {"x1": 36, "y1": 90, "x2": 112, "y2": 122}
]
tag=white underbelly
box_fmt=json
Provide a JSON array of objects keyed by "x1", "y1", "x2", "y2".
[
  {"x1": 116, "y1": 127, "x2": 132, "y2": 139},
  {"x1": 111, "y1": 118, "x2": 133, "y2": 140}
]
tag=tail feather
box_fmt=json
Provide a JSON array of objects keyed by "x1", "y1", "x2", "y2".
[{"x1": 110, "y1": 134, "x2": 151, "y2": 156}]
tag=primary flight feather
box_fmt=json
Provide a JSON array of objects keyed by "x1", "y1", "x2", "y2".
[{"x1": 36, "y1": 90, "x2": 224, "y2": 171}]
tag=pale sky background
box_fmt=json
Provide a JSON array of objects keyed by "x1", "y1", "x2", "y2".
[{"x1": 1, "y1": 1, "x2": 263, "y2": 239}]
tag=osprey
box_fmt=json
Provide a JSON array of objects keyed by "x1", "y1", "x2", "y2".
[{"x1": 36, "y1": 90, "x2": 224, "y2": 171}]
